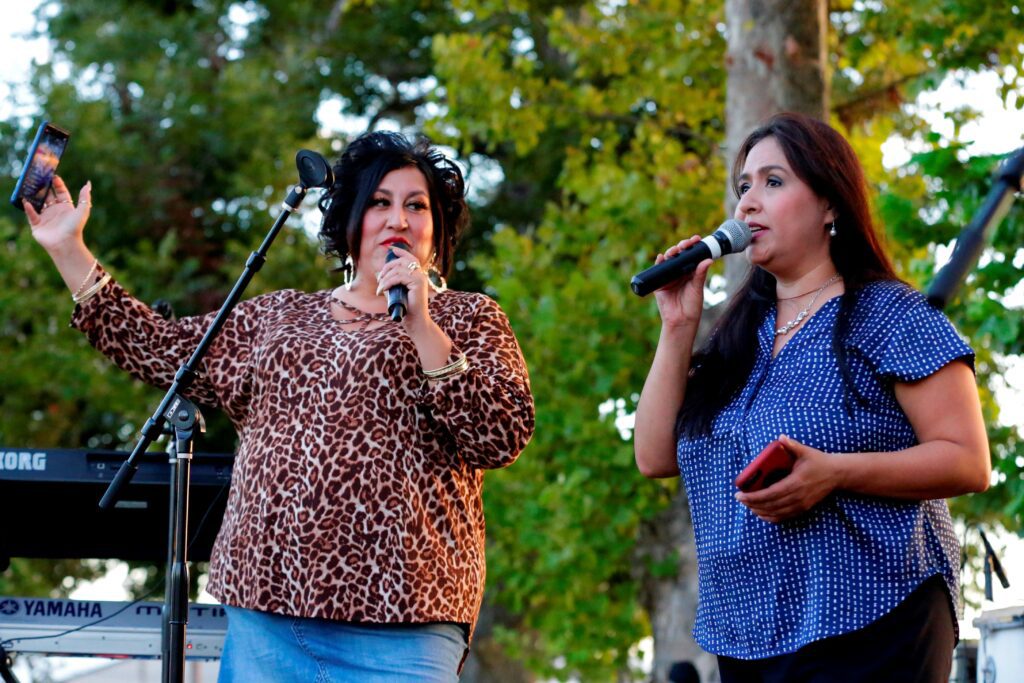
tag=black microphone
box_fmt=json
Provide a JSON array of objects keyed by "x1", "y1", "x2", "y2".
[
  {"x1": 386, "y1": 244, "x2": 410, "y2": 321},
  {"x1": 630, "y1": 219, "x2": 752, "y2": 296}
]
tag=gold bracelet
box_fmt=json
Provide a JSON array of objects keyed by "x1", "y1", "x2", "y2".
[
  {"x1": 424, "y1": 361, "x2": 470, "y2": 381},
  {"x1": 72, "y1": 273, "x2": 112, "y2": 304},
  {"x1": 71, "y1": 259, "x2": 99, "y2": 298},
  {"x1": 422, "y1": 351, "x2": 468, "y2": 377},
  {"x1": 422, "y1": 352, "x2": 469, "y2": 380}
]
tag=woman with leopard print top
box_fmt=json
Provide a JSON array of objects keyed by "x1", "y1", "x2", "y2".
[{"x1": 26, "y1": 132, "x2": 535, "y2": 682}]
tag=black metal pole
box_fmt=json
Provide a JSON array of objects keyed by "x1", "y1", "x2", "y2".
[
  {"x1": 0, "y1": 644, "x2": 20, "y2": 683},
  {"x1": 927, "y1": 146, "x2": 1024, "y2": 310},
  {"x1": 979, "y1": 527, "x2": 1010, "y2": 602},
  {"x1": 95, "y1": 149, "x2": 333, "y2": 679},
  {"x1": 161, "y1": 396, "x2": 200, "y2": 683},
  {"x1": 98, "y1": 184, "x2": 307, "y2": 511}
]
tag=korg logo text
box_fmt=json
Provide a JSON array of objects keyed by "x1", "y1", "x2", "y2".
[{"x1": 0, "y1": 451, "x2": 47, "y2": 471}]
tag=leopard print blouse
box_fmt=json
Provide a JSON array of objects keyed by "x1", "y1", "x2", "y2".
[{"x1": 71, "y1": 270, "x2": 534, "y2": 640}]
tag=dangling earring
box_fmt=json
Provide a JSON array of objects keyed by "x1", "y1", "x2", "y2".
[
  {"x1": 343, "y1": 254, "x2": 355, "y2": 290},
  {"x1": 426, "y1": 253, "x2": 447, "y2": 293},
  {"x1": 829, "y1": 220, "x2": 837, "y2": 238}
]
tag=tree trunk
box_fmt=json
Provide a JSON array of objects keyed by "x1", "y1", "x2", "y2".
[
  {"x1": 637, "y1": 482, "x2": 717, "y2": 682},
  {"x1": 459, "y1": 601, "x2": 535, "y2": 683},
  {"x1": 643, "y1": 3, "x2": 829, "y2": 682},
  {"x1": 724, "y1": 0, "x2": 828, "y2": 221}
]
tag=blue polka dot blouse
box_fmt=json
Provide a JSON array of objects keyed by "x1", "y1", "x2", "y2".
[{"x1": 676, "y1": 279, "x2": 973, "y2": 659}]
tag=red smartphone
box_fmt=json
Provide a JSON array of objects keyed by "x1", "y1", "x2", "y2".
[
  {"x1": 735, "y1": 440, "x2": 796, "y2": 493},
  {"x1": 9, "y1": 121, "x2": 71, "y2": 212}
]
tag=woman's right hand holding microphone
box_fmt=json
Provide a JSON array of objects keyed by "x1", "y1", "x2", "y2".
[
  {"x1": 652, "y1": 235, "x2": 713, "y2": 334},
  {"x1": 633, "y1": 236, "x2": 714, "y2": 478}
]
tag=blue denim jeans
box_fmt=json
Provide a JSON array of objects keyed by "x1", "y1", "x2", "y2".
[{"x1": 218, "y1": 605, "x2": 467, "y2": 683}]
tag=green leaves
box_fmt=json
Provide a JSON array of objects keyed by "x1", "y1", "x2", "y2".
[
  {"x1": 433, "y1": 3, "x2": 729, "y2": 676},
  {"x1": 3, "y1": 0, "x2": 1022, "y2": 676},
  {"x1": 439, "y1": 1, "x2": 1023, "y2": 678}
]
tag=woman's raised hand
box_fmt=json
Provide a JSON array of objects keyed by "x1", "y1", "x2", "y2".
[
  {"x1": 24, "y1": 175, "x2": 100, "y2": 295},
  {"x1": 24, "y1": 175, "x2": 92, "y2": 255},
  {"x1": 652, "y1": 235, "x2": 712, "y2": 331}
]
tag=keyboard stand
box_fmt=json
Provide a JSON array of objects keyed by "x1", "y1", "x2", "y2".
[
  {"x1": 0, "y1": 642, "x2": 20, "y2": 683},
  {"x1": 0, "y1": 597, "x2": 225, "y2": 660}
]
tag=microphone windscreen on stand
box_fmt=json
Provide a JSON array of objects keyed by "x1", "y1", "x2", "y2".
[{"x1": 295, "y1": 150, "x2": 334, "y2": 189}]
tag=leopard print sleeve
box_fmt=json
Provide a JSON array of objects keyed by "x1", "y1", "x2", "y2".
[
  {"x1": 419, "y1": 293, "x2": 535, "y2": 470},
  {"x1": 70, "y1": 268, "x2": 270, "y2": 423}
]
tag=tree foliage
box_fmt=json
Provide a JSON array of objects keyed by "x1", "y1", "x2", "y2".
[
  {"x1": 0, "y1": 0, "x2": 450, "y2": 598},
  {"x1": 1, "y1": 0, "x2": 1022, "y2": 680},
  {"x1": 428, "y1": 0, "x2": 1024, "y2": 678}
]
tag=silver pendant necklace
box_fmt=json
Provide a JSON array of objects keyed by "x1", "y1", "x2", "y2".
[{"x1": 775, "y1": 274, "x2": 841, "y2": 336}]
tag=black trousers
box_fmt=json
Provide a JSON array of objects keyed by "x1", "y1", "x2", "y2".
[{"x1": 717, "y1": 575, "x2": 955, "y2": 683}]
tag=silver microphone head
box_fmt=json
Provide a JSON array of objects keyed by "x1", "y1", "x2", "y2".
[{"x1": 716, "y1": 219, "x2": 752, "y2": 253}]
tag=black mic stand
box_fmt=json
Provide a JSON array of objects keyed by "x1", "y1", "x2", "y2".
[
  {"x1": 97, "y1": 150, "x2": 334, "y2": 683},
  {"x1": 162, "y1": 396, "x2": 203, "y2": 683},
  {"x1": 927, "y1": 146, "x2": 1024, "y2": 309},
  {"x1": 0, "y1": 643, "x2": 19, "y2": 683},
  {"x1": 978, "y1": 526, "x2": 1011, "y2": 601}
]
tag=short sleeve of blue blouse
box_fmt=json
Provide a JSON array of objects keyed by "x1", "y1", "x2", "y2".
[
  {"x1": 675, "y1": 280, "x2": 973, "y2": 659},
  {"x1": 848, "y1": 280, "x2": 974, "y2": 381}
]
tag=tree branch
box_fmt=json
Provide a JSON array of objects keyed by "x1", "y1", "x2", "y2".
[
  {"x1": 326, "y1": 1, "x2": 348, "y2": 34},
  {"x1": 832, "y1": 70, "x2": 930, "y2": 127}
]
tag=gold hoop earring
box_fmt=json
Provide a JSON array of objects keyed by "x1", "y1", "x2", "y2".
[
  {"x1": 343, "y1": 254, "x2": 355, "y2": 290},
  {"x1": 427, "y1": 264, "x2": 448, "y2": 293}
]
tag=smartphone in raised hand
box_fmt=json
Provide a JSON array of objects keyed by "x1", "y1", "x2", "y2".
[{"x1": 10, "y1": 121, "x2": 71, "y2": 212}]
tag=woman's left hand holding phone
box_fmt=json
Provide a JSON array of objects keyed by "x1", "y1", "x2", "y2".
[
  {"x1": 734, "y1": 435, "x2": 839, "y2": 524},
  {"x1": 24, "y1": 175, "x2": 100, "y2": 296}
]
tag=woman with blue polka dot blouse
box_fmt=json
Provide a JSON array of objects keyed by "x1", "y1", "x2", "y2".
[{"x1": 634, "y1": 113, "x2": 990, "y2": 682}]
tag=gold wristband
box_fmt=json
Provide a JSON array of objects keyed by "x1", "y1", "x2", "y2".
[
  {"x1": 72, "y1": 273, "x2": 112, "y2": 304},
  {"x1": 422, "y1": 352, "x2": 469, "y2": 380},
  {"x1": 71, "y1": 260, "x2": 100, "y2": 298}
]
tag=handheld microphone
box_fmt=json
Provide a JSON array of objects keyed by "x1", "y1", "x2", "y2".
[
  {"x1": 386, "y1": 244, "x2": 410, "y2": 321},
  {"x1": 630, "y1": 219, "x2": 752, "y2": 296}
]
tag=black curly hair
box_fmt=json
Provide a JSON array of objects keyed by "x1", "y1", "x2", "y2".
[{"x1": 318, "y1": 131, "x2": 469, "y2": 278}]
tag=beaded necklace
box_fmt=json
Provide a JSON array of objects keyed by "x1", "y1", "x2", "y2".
[
  {"x1": 774, "y1": 274, "x2": 841, "y2": 336},
  {"x1": 329, "y1": 295, "x2": 392, "y2": 330}
]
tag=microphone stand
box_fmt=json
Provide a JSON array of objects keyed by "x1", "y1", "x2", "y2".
[
  {"x1": 927, "y1": 146, "x2": 1024, "y2": 310},
  {"x1": 978, "y1": 526, "x2": 1010, "y2": 601},
  {"x1": 0, "y1": 643, "x2": 20, "y2": 683},
  {"x1": 161, "y1": 397, "x2": 203, "y2": 683},
  {"x1": 97, "y1": 151, "x2": 333, "y2": 683}
]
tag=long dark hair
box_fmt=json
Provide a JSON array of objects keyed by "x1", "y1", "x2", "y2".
[
  {"x1": 318, "y1": 131, "x2": 469, "y2": 277},
  {"x1": 676, "y1": 112, "x2": 900, "y2": 438}
]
